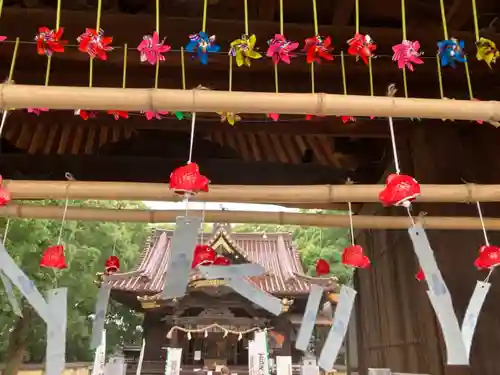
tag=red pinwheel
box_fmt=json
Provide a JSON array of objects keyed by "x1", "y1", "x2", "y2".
[
  {"x1": 0, "y1": 36, "x2": 6, "y2": 43},
  {"x1": 342, "y1": 245, "x2": 370, "y2": 268},
  {"x1": 137, "y1": 32, "x2": 171, "y2": 65},
  {"x1": 192, "y1": 245, "x2": 217, "y2": 268},
  {"x1": 143, "y1": 111, "x2": 168, "y2": 120},
  {"x1": 74, "y1": 109, "x2": 97, "y2": 120},
  {"x1": 379, "y1": 174, "x2": 421, "y2": 208},
  {"x1": 169, "y1": 163, "x2": 209, "y2": 196},
  {"x1": 213, "y1": 255, "x2": 231, "y2": 266},
  {"x1": 40, "y1": 245, "x2": 67, "y2": 270},
  {"x1": 105, "y1": 255, "x2": 120, "y2": 274},
  {"x1": 340, "y1": 116, "x2": 356, "y2": 123},
  {"x1": 77, "y1": 28, "x2": 113, "y2": 60},
  {"x1": 347, "y1": 33, "x2": 376, "y2": 65},
  {"x1": 267, "y1": 113, "x2": 280, "y2": 122},
  {"x1": 35, "y1": 27, "x2": 67, "y2": 56},
  {"x1": 266, "y1": 34, "x2": 299, "y2": 64},
  {"x1": 303, "y1": 36, "x2": 334, "y2": 63},
  {"x1": 474, "y1": 245, "x2": 500, "y2": 270},
  {"x1": 415, "y1": 267, "x2": 425, "y2": 281},
  {"x1": 27, "y1": 108, "x2": 49, "y2": 116},
  {"x1": 108, "y1": 110, "x2": 129, "y2": 120},
  {"x1": 315, "y1": 259, "x2": 330, "y2": 276},
  {"x1": 0, "y1": 175, "x2": 11, "y2": 206}
]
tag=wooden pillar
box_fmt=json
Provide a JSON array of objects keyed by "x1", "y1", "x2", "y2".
[
  {"x1": 143, "y1": 312, "x2": 168, "y2": 361},
  {"x1": 355, "y1": 121, "x2": 500, "y2": 375}
]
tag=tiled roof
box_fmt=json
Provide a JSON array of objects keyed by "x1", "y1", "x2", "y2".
[{"x1": 108, "y1": 226, "x2": 313, "y2": 295}]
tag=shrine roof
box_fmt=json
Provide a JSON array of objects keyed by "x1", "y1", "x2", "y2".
[{"x1": 108, "y1": 224, "x2": 319, "y2": 295}]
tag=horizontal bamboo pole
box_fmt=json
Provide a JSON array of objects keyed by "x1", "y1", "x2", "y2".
[
  {"x1": 1, "y1": 84, "x2": 500, "y2": 121},
  {"x1": 2, "y1": 204, "x2": 500, "y2": 230},
  {"x1": 5, "y1": 180, "x2": 500, "y2": 204}
]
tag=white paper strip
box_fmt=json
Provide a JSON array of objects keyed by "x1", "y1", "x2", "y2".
[
  {"x1": 199, "y1": 264, "x2": 265, "y2": 279},
  {"x1": 46, "y1": 288, "x2": 68, "y2": 375},
  {"x1": 276, "y1": 356, "x2": 292, "y2": 375},
  {"x1": 91, "y1": 283, "x2": 112, "y2": 349},
  {"x1": 461, "y1": 281, "x2": 490, "y2": 358},
  {"x1": 226, "y1": 277, "x2": 283, "y2": 316},
  {"x1": 162, "y1": 216, "x2": 202, "y2": 299},
  {"x1": 0, "y1": 242, "x2": 49, "y2": 321},
  {"x1": 253, "y1": 331, "x2": 270, "y2": 375},
  {"x1": 0, "y1": 270, "x2": 22, "y2": 317},
  {"x1": 165, "y1": 348, "x2": 182, "y2": 375},
  {"x1": 295, "y1": 284, "x2": 323, "y2": 351},
  {"x1": 91, "y1": 330, "x2": 107, "y2": 375},
  {"x1": 408, "y1": 225, "x2": 472, "y2": 365},
  {"x1": 248, "y1": 340, "x2": 255, "y2": 375},
  {"x1": 318, "y1": 285, "x2": 357, "y2": 372},
  {"x1": 135, "y1": 339, "x2": 146, "y2": 375}
]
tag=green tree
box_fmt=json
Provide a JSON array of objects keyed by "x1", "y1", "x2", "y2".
[
  {"x1": 233, "y1": 210, "x2": 353, "y2": 284},
  {"x1": 0, "y1": 200, "x2": 149, "y2": 374}
]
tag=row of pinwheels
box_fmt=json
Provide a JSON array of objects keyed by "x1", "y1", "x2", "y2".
[{"x1": 3, "y1": 26, "x2": 499, "y2": 71}]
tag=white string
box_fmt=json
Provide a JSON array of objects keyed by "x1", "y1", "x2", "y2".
[
  {"x1": 388, "y1": 116, "x2": 401, "y2": 175},
  {"x1": 347, "y1": 202, "x2": 355, "y2": 246},
  {"x1": 0, "y1": 111, "x2": 8, "y2": 138},
  {"x1": 200, "y1": 201, "x2": 207, "y2": 243},
  {"x1": 188, "y1": 112, "x2": 196, "y2": 163},
  {"x1": 476, "y1": 201, "x2": 490, "y2": 246},
  {"x1": 57, "y1": 173, "x2": 74, "y2": 245},
  {"x1": 2, "y1": 219, "x2": 10, "y2": 245}
]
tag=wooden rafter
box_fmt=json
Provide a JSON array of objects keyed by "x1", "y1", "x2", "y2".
[{"x1": 332, "y1": 0, "x2": 355, "y2": 26}]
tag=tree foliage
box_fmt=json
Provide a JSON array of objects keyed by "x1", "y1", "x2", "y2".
[
  {"x1": 233, "y1": 210, "x2": 353, "y2": 284},
  {"x1": 0, "y1": 200, "x2": 150, "y2": 365}
]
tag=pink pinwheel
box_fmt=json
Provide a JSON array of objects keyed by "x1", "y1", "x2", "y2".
[
  {"x1": 143, "y1": 111, "x2": 168, "y2": 120},
  {"x1": 137, "y1": 32, "x2": 171, "y2": 65},
  {"x1": 266, "y1": 34, "x2": 299, "y2": 64},
  {"x1": 267, "y1": 113, "x2": 279, "y2": 121},
  {"x1": 0, "y1": 36, "x2": 6, "y2": 43},
  {"x1": 392, "y1": 40, "x2": 423, "y2": 71},
  {"x1": 27, "y1": 108, "x2": 49, "y2": 115}
]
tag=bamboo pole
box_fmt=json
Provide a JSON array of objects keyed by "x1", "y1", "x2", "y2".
[
  {"x1": 4, "y1": 180, "x2": 500, "y2": 204},
  {"x1": 3, "y1": 204, "x2": 500, "y2": 230},
  {"x1": 1, "y1": 84, "x2": 500, "y2": 121}
]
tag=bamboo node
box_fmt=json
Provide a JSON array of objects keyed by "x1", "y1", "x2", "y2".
[
  {"x1": 316, "y1": 92, "x2": 326, "y2": 116},
  {"x1": 464, "y1": 183, "x2": 475, "y2": 204},
  {"x1": 278, "y1": 210, "x2": 284, "y2": 225}
]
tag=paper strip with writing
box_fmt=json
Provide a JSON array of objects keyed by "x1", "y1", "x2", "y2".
[
  {"x1": 408, "y1": 225, "x2": 468, "y2": 365},
  {"x1": 46, "y1": 288, "x2": 68, "y2": 375},
  {"x1": 165, "y1": 348, "x2": 182, "y2": 375},
  {"x1": 0, "y1": 242, "x2": 49, "y2": 321},
  {"x1": 162, "y1": 216, "x2": 202, "y2": 299},
  {"x1": 295, "y1": 284, "x2": 323, "y2": 351},
  {"x1": 318, "y1": 285, "x2": 357, "y2": 371},
  {"x1": 91, "y1": 283, "x2": 112, "y2": 349},
  {"x1": 0, "y1": 270, "x2": 22, "y2": 317}
]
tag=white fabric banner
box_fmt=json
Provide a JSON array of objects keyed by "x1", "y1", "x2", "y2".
[
  {"x1": 91, "y1": 330, "x2": 106, "y2": 375},
  {"x1": 276, "y1": 356, "x2": 292, "y2": 375},
  {"x1": 253, "y1": 331, "x2": 270, "y2": 375},
  {"x1": 165, "y1": 348, "x2": 182, "y2": 375}
]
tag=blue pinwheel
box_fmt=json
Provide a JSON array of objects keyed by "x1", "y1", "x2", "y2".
[
  {"x1": 437, "y1": 38, "x2": 466, "y2": 68},
  {"x1": 185, "y1": 31, "x2": 220, "y2": 64}
]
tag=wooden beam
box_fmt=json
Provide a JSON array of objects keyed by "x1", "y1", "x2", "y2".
[
  {"x1": 5, "y1": 179, "x2": 500, "y2": 204},
  {"x1": 0, "y1": 154, "x2": 354, "y2": 185},
  {"x1": 332, "y1": 0, "x2": 355, "y2": 26},
  {"x1": 2, "y1": 84, "x2": 500, "y2": 121},
  {"x1": 4, "y1": 204, "x2": 500, "y2": 230}
]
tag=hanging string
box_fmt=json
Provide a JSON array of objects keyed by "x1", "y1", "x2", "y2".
[
  {"x1": 44, "y1": 0, "x2": 62, "y2": 86},
  {"x1": 229, "y1": 55, "x2": 233, "y2": 92},
  {"x1": 2, "y1": 219, "x2": 9, "y2": 246},
  {"x1": 274, "y1": 65, "x2": 279, "y2": 94},
  {"x1": 347, "y1": 202, "x2": 355, "y2": 246},
  {"x1": 122, "y1": 44, "x2": 128, "y2": 89},
  {"x1": 201, "y1": 0, "x2": 208, "y2": 32},
  {"x1": 0, "y1": 0, "x2": 3, "y2": 19},
  {"x1": 368, "y1": 56, "x2": 374, "y2": 97},
  {"x1": 310, "y1": 64, "x2": 315, "y2": 94},
  {"x1": 399, "y1": 0, "x2": 409, "y2": 98},
  {"x1": 57, "y1": 173, "x2": 74, "y2": 246},
  {"x1": 0, "y1": 38, "x2": 20, "y2": 139},
  {"x1": 200, "y1": 201, "x2": 207, "y2": 243},
  {"x1": 354, "y1": 0, "x2": 359, "y2": 34},
  {"x1": 387, "y1": 116, "x2": 401, "y2": 175},
  {"x1": 436, "y1": 54, "x2": 444, "y2": 99},
  {"x1": 155, "y1": 0, "x2": 160, "y2": 34},
  {"x1": 243, "y1": 0, "x2": 249, "y2": 35},
  {"x1": 341, "y1": 51, "x2": 347, "y2": 95},
  {"x1": 89, "y1": 0, "x2": 103, "y2": 88},
  {"x1": 279, "y1": 0, "x2": 284, "y2": 35},
  {"x1": 476, "y1": 201, "x2": 495, "y2": 282},
  {"x1": 187, "y1": 113, "x2": 196, "y2": 163},
  {"x1": 154, "y1": 58, "x2": 160, "y2": 89},
  {"x1": 439, "y1": 0, "x2": 449, "y2": 40},
  {"x1": 181, "y1": 47, "x2": 186, "y2": 90},
  {"x1": 312, "y1": 0, "x2": 319, "y2": 36},
  {"x1": 471, "y1": 0, "x2": 480, "y2": 42}
]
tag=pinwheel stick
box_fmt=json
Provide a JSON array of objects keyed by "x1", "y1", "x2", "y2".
[
  {"x1": 1, "y1": 84, "x2": 500, "y2": 121},
  {"x1": 4, "y1": 204, "x2": 500, "y2": 230}
]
